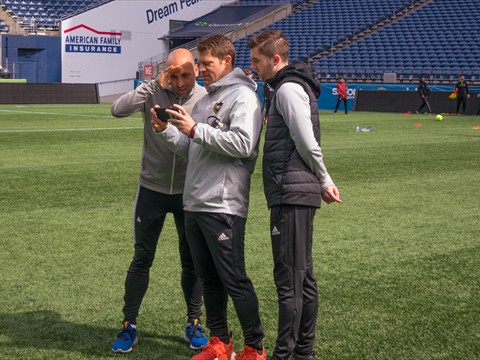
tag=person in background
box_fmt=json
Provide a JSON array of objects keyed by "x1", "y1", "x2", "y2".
[
  {"x1": 248, "y1": 29, "x2": 342, "y2": 360},
  {"x1": 476, "y1": 93, "x2": 480, "y2": 116},
  {"x1": 415, "y1": 75, "x2": 432, "y2": 114},
  {"x1": 455, "y1": 74, "x2": 470, "y2": 115},
  {"x1": 244, "y1": 68, "x2": 254, "y2": 79},
  {"x1": 152, "y1": 34, "x2": 266, "y2": 360},
  {"x1": 333, "y1": 75, "x2": 348, "y2": 114},
  {"x1": 110, "y1": 48, "x2": 207, "y2": 353}
]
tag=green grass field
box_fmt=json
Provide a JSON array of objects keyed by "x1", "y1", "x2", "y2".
[{"x1": 0, "y1": 104, "x2": 479, "y2": 360}]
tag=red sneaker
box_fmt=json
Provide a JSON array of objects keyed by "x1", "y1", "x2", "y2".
[
  {"x1": 190, "y1": 337, "x2": 234, "y2": 360},
  {"x1": 235, "y1": 345, "x2": 266, "y2": 360}
]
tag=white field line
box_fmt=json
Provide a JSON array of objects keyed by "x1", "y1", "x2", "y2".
[
  {"x1": 0, "y1": 109, "x2": 119, "y2": 118},
  {"x1": 0, "y1": 109, "x2": 142, "y2": 133},
  {"x1": 0, "y1": 127, "x2": 143, "y2": 133}
]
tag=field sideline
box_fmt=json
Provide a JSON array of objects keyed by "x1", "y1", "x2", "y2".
[{"x1": 0, "y1": 104, "x2": 479, "y2": 360}]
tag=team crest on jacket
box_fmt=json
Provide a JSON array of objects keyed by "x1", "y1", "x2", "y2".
[{"x1": 213, "y1": 101, "x2": 224, "y2": 114}]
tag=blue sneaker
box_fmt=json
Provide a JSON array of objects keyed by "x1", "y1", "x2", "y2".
[
  {"x1": 112, "y1": 322, "x2": 138, "y2": 353},
  {"x1": 184, "y1": 319, "x2": 208, "y2": 350}
]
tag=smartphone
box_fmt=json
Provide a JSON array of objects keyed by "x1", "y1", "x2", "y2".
[{"x1": 155, "y1": 107, "x2": 176, "y2": 122}]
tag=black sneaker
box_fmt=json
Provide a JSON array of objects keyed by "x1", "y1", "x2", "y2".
[{"x1": 292, "y1": 351, "x2": 316, "y2": 360}]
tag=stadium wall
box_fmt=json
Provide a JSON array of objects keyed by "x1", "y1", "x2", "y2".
[
  {"x1": 0, "y1": 83, "x2": 99, "y2": 104},
  {"x1": 1, "y1": 34, "x2": 61, "y2": 83},
  {"x1": 249, "y1": 82, "x2": 480, "y2": 113},
  {"x1": 320, "y1": 83, "x2": 480, "y2": 113},
  {"x1": 354, "y1": 90, "x2": 480, "y2": 114}
]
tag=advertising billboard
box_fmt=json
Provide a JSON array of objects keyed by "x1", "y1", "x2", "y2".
[{"x1": 61, "y1": 0, "x2": 227, "y2": 96}]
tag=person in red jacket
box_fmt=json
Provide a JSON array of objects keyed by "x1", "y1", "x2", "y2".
[{"x1": 334, "y1": 75, "x2": 348, "y2": 114}]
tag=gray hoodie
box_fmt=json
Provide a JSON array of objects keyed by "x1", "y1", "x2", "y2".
[
  {"x1": 157, "y1": 68, "x2": 263, "y2": 218},
  {"x1": 111, "y1": 80, "x2": 206, "y2": 194}
]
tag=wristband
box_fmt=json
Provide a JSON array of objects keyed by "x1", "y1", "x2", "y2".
[{"x1": 189, "y1": 124, "x2": 197, "y2": 139}]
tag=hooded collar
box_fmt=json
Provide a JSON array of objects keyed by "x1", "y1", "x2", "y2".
[
  {"x1": 266, "y1": 61, "x2": 321, "y2": 98},
  {"x1": 205, "y1": 68, "x2": 257, "y2": 94}
]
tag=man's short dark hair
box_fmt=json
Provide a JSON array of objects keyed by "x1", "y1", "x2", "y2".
[{"x1": 247, "y1": 30, "x2": 289, "y2": 62}]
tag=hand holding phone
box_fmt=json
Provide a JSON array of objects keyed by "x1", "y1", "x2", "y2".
[{"x1": 155, "y1": 107, "x2": 177, "y2": 122}]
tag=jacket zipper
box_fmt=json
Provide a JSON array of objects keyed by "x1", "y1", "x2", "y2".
[{"x1": 169, "y1": 97, "x2": 184, "y2": 194}]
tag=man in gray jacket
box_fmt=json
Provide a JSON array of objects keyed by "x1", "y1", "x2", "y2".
[
  {"x1": 111, "y1": 48, "x2": 208, "y2": 353},
  {"x1": 248, "y1": 30, "x2": 342, "y2": 360},
  {"x1": 152, "y1": 35, "x2": 266, "y2": 360}
]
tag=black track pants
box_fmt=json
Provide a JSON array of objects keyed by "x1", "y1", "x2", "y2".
[
  {"x1": 456, "y1": 95, "x2": 468, "y2": 114},
  {"x1": 185, "y1": 211, "x2": 264, "y2": 348},
  {"x1": 269, "y1": 205, "x2": 318, "y2": 360},
  {"x1": 334, "y1": 97, "x2": 348, "y2": 114},
  {"x1": 417, "y1": 97, "x2": 432, "y2": 113},
  {"x1": 123, "y1": 186, "x2": 203, "y2": 323}
]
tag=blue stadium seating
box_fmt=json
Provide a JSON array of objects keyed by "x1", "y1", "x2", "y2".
[
  {"x1": 235, "y1": 0, "x2": 415, "y2": 69},
  {"x1": 0, "y1": 20, "x2": 9, "y2": 33},
  {"x1": 234, "y1": 0, "x2": 480, "y2": 82},
  {"x1": 311, "y1": 0, "x2": 480, "y2": 81},
  {"x1": 2, "y1": 0, "x2": 112, "y2": 32},
  {"x1": 236, "y1": 0, "x2": 304, "y2": 6}
]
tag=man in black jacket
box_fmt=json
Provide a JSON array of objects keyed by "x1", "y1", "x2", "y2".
[
  {"x1": 248, "y1": 30, "x2": 341, "y2": 360},
  {"x1": 415, "y1": 75, "x2": 432, "y2": 114},
  {"x1": 455, "y1": 74, "x2": 470, "y2": 115}
]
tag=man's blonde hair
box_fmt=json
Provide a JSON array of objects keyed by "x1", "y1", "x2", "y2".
[{"x1": 197, "y1": 34, "x2": 236, "y2": 66}]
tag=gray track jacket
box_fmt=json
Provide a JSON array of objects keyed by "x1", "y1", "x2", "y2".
[
  {"x1": 111, "y1": 80, "x2": 206, "y2": 194},
  {"x1": 157, "y1": 68, "x2": 263, "y2": 218}
]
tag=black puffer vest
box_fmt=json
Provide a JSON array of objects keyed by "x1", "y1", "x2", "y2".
[{"x1": 263, "y1": 62, "x2": 323, "y2": 208}]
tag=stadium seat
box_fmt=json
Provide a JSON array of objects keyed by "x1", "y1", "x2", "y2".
[{"x1": 302, "y1": 0, "x2": 480, "y2": 81}]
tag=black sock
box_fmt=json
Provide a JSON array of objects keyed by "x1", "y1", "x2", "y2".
[
  {"x1": 247, "y1": 342, "x2": 263, "y2": 353},
  {"x1": 219, "y1": 335, "x2": 230, "y2": 344}
]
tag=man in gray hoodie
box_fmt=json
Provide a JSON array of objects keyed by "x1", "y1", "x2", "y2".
[
  {"x1": 152, "y1": 35, "x2": 266, "y2": 360},
  {"x1": 111, "y1": 48, "x2": 208, "y2": 353}
]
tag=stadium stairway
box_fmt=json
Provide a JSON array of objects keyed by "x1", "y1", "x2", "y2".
[
  {"x1": 233, "y1": 0, "x2": 424, "y2": 72},
  {"x1": 0, "y1": 2, "x2": 25, "y2": 34}
]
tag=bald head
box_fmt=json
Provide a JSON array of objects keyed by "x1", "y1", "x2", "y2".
[
  {"x1": 167, "y1": 48, "x2": 195, "y2": 67},
  {"x1": 165, "y1": 48, "x2": 199, "y2": 98}
]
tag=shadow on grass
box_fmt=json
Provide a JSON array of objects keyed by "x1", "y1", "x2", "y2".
[{"x1": 0, "y1": 310, "x2": 193, "y2": 358}]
